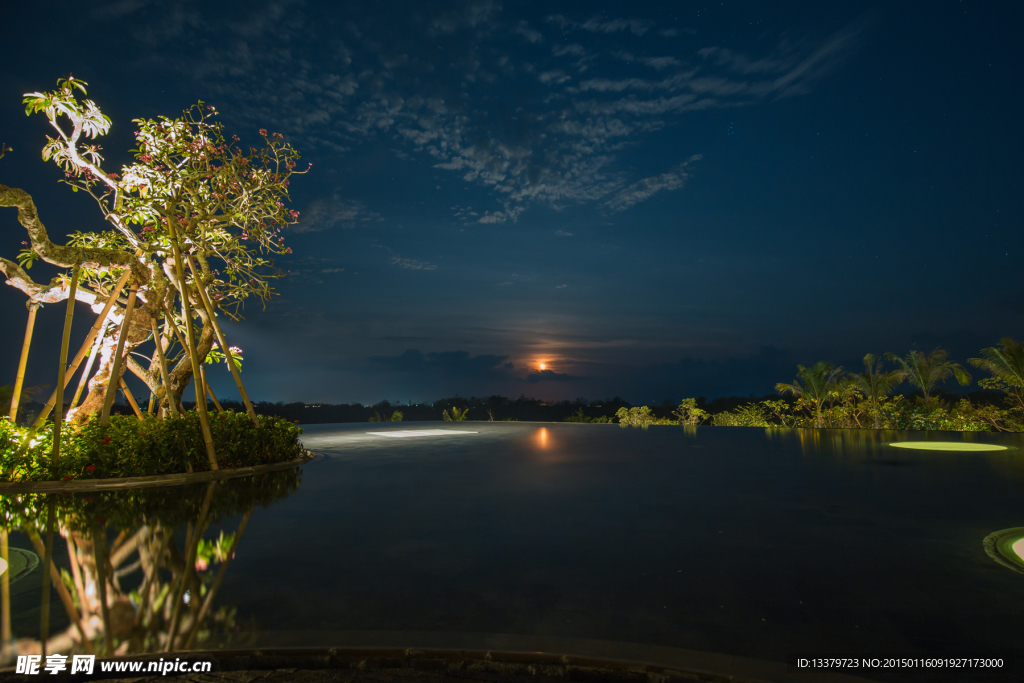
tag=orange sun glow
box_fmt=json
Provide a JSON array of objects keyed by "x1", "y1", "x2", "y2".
[{"x1": 539, "y1": 363, "x2": 546, "y2": 370}]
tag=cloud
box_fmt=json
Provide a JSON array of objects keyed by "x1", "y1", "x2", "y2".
[
  {"x1": 369, "y1": 349, "x2": 516, "y2": 382},
  {"x1": 552, "y1": 43, "x2": 586, "y2": 57},
  {"x1": 554, "y1": 229, "x2": 573, "y2": 237},
  {"x1": 547, "y1": 14, "x2": 655, "y2": 36},
  {"x1": 636, "y1": 346, "x2": 796, "y2": 399},
  {"x1": 478, "y1": 204, "x2": 525, "y2": 224},
  {"x1": 603, "y1": 155, "x2": 702, "y2": 212},
  {"x1": 90, "y1": 0, "x2": 151, "y2": 20},
  {"x1": 513, "y1": 20, "x2": 543, "y2": 43},
  {"x1": 321, "y1": 268, "x2": 345, "y2": 273},
  {"x1": 112, "y1": 5, "x2": 861, "y2": 226},
  {"x1": 295, "y1": 195, "x2": 382, "y2": 233},
  {"x1": 390, "y1": 256, "x2": 438, "y2": 271},
  {"x1": 615, "y1": 52, "x2": 683, "y2": 70},
  {"x1": 526, "y1": 369, "x2": 576, "y2": 382},
  {"x1": 429, "y1": 0, "x2": 502, "y2": 34},
  {"x1": 539, "y1": 70, "x2": 572, "y2": 85}
]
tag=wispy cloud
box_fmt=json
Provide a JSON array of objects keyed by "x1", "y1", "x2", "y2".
[
  {"x1": 391, "y1": 256, "x2": 438, "y2": 271},
  {"x1": 526, "y1": 368, "x2": 576, "y2": 382},
  {"x1": 546, "y1": 14, "x2": 654, "y2": 36},
  {"x1": 101, "y1": 3, "x2": 863, "y2": 225},
  {"x1": 615, "y1": 52, "x2": 682, "y2": 70},
  {"x1": 369, "y1": 349, "x2": 515, "y2": 382},
  {"x1": 295, "y1": 194, "x2": 382, "y2": 233},
  {"x1": 513, "y1": 20, "x2": 543, "y2": 43},
  {"x1": 604, "y1": 155, "x2": 702, "y2": 212}
]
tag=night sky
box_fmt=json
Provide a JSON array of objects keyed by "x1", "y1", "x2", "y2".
[{"x1": 2, "y1": 1, "x2": 1022, "y2": 406}]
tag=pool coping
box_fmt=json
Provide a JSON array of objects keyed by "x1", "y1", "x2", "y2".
[
  {"x1": 0, "y1": 451, "x2": 316, "y2": 494},
  {"x1": 0, "y1": 646, "x2": 883, "y2": 683}
]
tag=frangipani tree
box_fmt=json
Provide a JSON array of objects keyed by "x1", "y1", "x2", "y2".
[{"x1": 1, "y1": 77, "x2": 307, "y2": 466}]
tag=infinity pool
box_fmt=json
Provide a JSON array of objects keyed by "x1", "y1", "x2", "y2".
[{"x1": 4, "y1": 423, "x2": 1023, "y2": 682}]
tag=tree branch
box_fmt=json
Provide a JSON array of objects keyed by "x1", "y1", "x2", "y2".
[{"x1": 0, "y1": 184, "x2": 146, "y2": 281}]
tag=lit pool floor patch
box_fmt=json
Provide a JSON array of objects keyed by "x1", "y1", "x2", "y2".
[
  {"x1": 889, "y1": 441, "x2": 1007, "y2": 452},
  {"x1": 366, "y1": 429, "x2": 479, "y2": 438},
  {"x1": 983, "y1": 527, "x2": 1024, "y2": 574}
]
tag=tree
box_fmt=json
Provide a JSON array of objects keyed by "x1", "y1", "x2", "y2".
[
  {"x1": 970, "y1": 338, "x2": 1024, "y2": 414},
  {"x1": 886, "y1": 349, "x2": 971, "y2": 410},
  {"x1": 1, "y1": 78, "x2": 307, "y2": 444},
  {"x1": 442, "y1": 406, "x2": 469, "y2": 421},
  {"x1": 775, "y1": 361, "x2": 845, "y2": 428},
  {"x1": 673, "y1": 398, "x2": 709, "y2": 426},
  {"x1": 851, "y1": 353, "x2": 904, "y2": 428}
]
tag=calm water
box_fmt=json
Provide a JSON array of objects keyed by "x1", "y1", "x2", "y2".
[{"x1": 4, "y1": 423, "x2": 1023, "y2": 682}]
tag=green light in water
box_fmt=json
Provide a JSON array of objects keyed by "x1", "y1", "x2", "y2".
[
  {"x1": 984, "y1": 528, "x2": 1024, "y2": 574},
  {"x1": 889, "y1": 441, "x2": 1007, "y2": 452}
]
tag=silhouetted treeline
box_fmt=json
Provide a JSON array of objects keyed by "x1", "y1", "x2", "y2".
[{"x1": 174, "y1": 395, "x2": 634, "y2": 424}]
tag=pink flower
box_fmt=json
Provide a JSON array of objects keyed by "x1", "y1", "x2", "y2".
[
  {"x1": 259, "y1": 128, "x2": 267, "y2": 136},
  {"x1": 195, "y1": 558, "x2": 209, "y2": 571}
]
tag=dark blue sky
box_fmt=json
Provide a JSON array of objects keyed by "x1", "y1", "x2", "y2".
[{"x1": 2, "y1": 0, "x2": 1022, "y2": 405}]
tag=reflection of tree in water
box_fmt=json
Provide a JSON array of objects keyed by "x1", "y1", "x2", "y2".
[{"x1": 0, "y1": 469, "x2": 300, "y2": 659}]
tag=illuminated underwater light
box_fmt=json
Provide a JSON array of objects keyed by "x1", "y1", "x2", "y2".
[
  {"x1": 889, "y1": 441, "x2": 1007, "y2": 452},
  {"x1": 983, "y1": 527, "x2": 1024, "y2": 574}
]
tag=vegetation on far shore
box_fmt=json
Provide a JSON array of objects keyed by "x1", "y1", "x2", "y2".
[{"x1": 147, "y1": 342, "x2": 1021, "y2": 433}]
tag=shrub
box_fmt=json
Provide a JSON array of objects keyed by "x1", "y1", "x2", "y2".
[{"x1": 1, "y1": 410, "x2": 304, "y2": 482}]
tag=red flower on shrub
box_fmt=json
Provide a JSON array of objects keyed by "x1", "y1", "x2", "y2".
[
  {"x1": 294, "y1": 420, "x2": 300, "y2": 424},
  {"x1": 101, "y1": 437, "x2": 112, "y2": 445},
  {"x1": 85, "y1": 465, "x2": 97, "y2": 472},
  {"x1": 62, "y1": 476, "x2": 73, "y2": 481}
]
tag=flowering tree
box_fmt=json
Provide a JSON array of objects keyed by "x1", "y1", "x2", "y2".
[{"x1": 1, "y1": 77, "x2": 307, "y2": 464}]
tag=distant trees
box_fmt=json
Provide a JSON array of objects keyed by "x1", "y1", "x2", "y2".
[
  {"x1": 970, "y1": 338, "x2": 1024, "y2": 414},
  {"x1": 886, "y1": 349, "x2": 971, "y2": 410},
  {"x1": 851, "y1": 354, "x2": 905, "y2": 428},
  {"x1": 705, "y1": 342, "x2": 1020, "y2": 432},
  {"x1": 775, "y1": 361, "x2": 845, "y2": 428}
]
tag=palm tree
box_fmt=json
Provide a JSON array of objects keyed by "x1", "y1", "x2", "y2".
[
  {"x1": 969, "y1": 338, "x2": 1024, "y2": 413},
  {"x1": 442, "y1": 406, "x2": 469, "y2": 421},
  {"x1": 851, "y1": 354, "x2": 905, "y2": 428},
  {"x1": 776, "y1": 361, "x2": 844, "y2": 428},
  {"x1": 886, "y1": 348, "x2": 971, "y2": 410}
]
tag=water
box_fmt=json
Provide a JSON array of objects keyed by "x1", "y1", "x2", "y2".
[{"x1": 3, "y1": 422, "x2": 1023, "y2": 682}]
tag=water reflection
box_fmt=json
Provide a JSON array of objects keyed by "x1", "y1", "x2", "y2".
[{"x1": 0, "y1": 469, "x2": 300, "y2": 664}]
